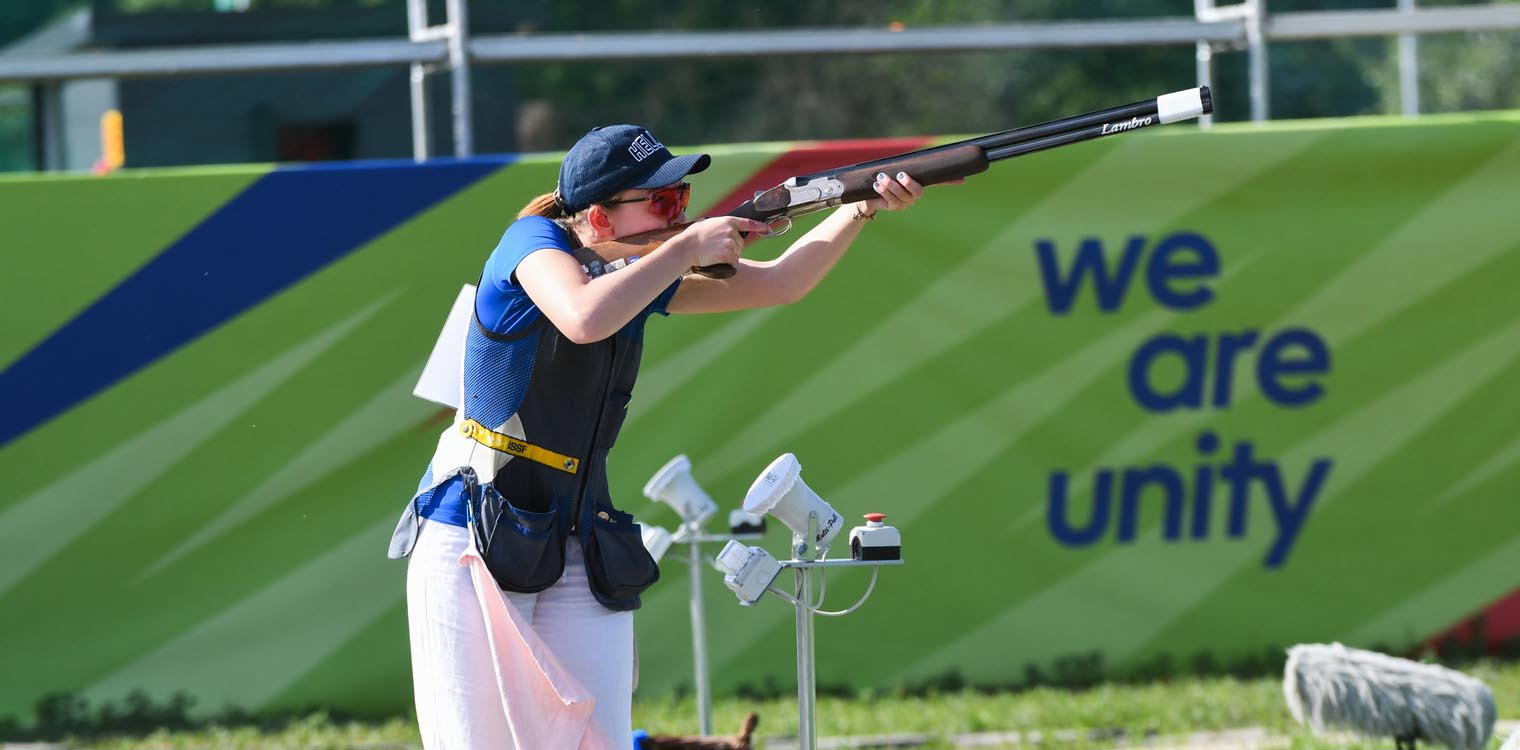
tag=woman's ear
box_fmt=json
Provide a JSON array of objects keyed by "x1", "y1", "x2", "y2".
[{"x1": 586, "y1": 205, "x2": 615, "y2": 240}]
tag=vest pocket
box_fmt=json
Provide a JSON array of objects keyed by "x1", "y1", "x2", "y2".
[
  {"x1": 583, "y1": 502, "x2": 661, "y2": 609},
  {"x1": 471, "y1": 486, "x2": 567, "y2": 593}
]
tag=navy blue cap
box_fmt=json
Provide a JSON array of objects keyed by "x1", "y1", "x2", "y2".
[{"x1": 556, "y1": 125, "x2": 711, "y2": 213}]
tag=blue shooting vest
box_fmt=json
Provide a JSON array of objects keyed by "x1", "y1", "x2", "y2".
[{"x1": 390, "y1": 255, "x2": 672, "y2": 611}]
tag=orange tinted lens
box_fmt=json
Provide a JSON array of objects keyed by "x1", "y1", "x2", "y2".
[
  {"x1": 649, "y1": 184, "x2": 690, "y2": 219},
  {"x1": 648, "y1": 190, "x2": 673, "y2": 217}
]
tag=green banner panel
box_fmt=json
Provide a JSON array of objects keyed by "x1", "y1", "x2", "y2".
[{"x1": 1, "y1": 113, "x2": 1517, "y2": 722}]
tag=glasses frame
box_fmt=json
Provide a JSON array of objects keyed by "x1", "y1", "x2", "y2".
[{"x1": 598, "y1": 182, "x2": 692, "y2": 220}]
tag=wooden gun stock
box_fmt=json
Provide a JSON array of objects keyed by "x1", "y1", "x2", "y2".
[
  {"x1": 570, "y1": 223, "x2": 733, "y2": 280},
  {"x1": 574, "y1": 220, "x2": 747, "y2": 280}
]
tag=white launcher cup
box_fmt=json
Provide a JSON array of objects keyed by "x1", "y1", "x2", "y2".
[
  {"x1": 643, "y1": 454, "x2": 718, "y2": 526},
  {"x1": 743, "y1": 453, "x2": 844, "y2": 555},
  {"x1": 640, "y1": 524, "x2": 674, "y2": 563}
]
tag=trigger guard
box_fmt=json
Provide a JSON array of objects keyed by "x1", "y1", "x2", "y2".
[{"x1": 762, "y1": 217, "x2": 793, "y2": 238}]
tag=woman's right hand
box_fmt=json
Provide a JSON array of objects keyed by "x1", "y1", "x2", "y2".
[{"x1": 673, "y1": 216, "x2": 769, "y2": 270}]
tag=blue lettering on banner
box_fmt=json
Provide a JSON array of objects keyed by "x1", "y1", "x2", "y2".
[
  {"x1": 1126, "y1": 328, "x2": 1331, "y2": 412},
  {"x1": 1146, "y1": 232, "x2": 1219, "y2": 310},
  {"x1": 1035, "y1": 231, "x2": 1219, "y2": 314},
  {"x1": 1035, "y1": 231, "x2": 1335, "y2": 569},
  {"x1": 1045, "y1": 433, "x2": 1333, "y2": 569},
  {"x1": 1258, "y1": 328, "x2": 1332, "y2": 407},
  {"x1": 1035, "y1": 236, "x2": 1146, "y2": 314}
]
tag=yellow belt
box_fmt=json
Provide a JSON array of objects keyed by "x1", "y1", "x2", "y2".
[{"x1": 460, "y1": 419, "x2": 580, "y2": 474}]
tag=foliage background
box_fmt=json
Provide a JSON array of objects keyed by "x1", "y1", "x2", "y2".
[{"x1": 1, "y1": 0, "x2": 1519, "y2": 169}]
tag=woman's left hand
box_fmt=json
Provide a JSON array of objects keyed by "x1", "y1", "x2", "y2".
[
  {"x1": 863, "y1": 170, "x2": 924, "y2": 215},
  {"x1": 860, "y1": 170, "x2": 961, "y2": 217}
]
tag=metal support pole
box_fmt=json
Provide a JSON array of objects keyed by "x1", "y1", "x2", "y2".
[
  {"x1": 688, "y1": 536, "x2": 713, "y2": 736},
  {"x1": 680, "y1": 525, "x2": 765, "y2": 734},
  {"x1": 409, "y1": 63, "x2": 430, "y2": 161},
  {"x1": 1246, "y1": 0, "x2": 1269, "y2": 122},
  {"x1": 774, "y1": 554, "x2": 901, "y2": 750},
  {"x1": 794, "y1": 565, "x2": 816, "y2": 750},
  {"x1": 1193, "y1": 0, "x2": 1234, "y2": 128},
  {"x1": 405, "y1": 0, "x2": 430, "y2": 162},
  {"x1": 795, "y1": 512, "x2": 821, "y2": 750},
  {"x1": 37, "y1": 82, "x2": 65, "y2": 171},
  {"x1": 1195, "y1": 39, "x2": 1214, "y2": 129},
  {"x1": 445, "y1": 0, "x2": 473, "y2": 157},
  {"x1": 1398, "y1": 0, "x2": 1420, "y2": 116}
]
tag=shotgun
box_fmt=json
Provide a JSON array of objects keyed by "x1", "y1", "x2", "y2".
[{"x1": 574, "y1": 86, "x2": 1212, "y2": 280}]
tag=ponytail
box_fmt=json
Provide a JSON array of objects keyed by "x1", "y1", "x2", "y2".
[
  {"x1": 517, "y1": 190, "x2": 586, "y2": 248},
  {"x1": 517, "y1": 191, "x2": 566, "y2": 220}
]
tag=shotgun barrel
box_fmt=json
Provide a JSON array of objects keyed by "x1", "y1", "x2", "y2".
[{"x1": 577, "y1": 87, "x2": 1213, "y2": 280}]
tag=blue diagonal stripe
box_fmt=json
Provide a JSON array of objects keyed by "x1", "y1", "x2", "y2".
[{"x1": 0, "y1": 157, "x2": 511, "y2": 449}]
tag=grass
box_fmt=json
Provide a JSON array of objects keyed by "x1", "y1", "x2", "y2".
[{"x1": 65, "y1": 660, "x2": 1520, "y2": 749}]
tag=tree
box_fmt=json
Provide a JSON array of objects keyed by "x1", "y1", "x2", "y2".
[{"x1": 511, "y1": 0, "x2": 1201, "y2": 149}]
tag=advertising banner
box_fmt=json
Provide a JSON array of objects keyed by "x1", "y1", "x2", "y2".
[{"x1": 2, "y1": 111, "x2": 1518, "y2": 720}]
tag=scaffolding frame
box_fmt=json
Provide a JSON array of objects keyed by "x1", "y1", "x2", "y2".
[{"x1": 3, "y1": 3, "x2": 1520, "y2": 165}]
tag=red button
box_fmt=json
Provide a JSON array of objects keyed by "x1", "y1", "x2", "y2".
[{"x1": 864, "y1": 513, "x2": 886, "y2": 523}]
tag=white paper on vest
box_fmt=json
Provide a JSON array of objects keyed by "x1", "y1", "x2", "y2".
[{"x1": 413, "y1": 283, "x2": 476, "y2": 409}]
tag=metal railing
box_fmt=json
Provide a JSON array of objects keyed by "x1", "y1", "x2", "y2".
[{"x1": 2, "y1": 2, "x2": 1519, "y2": 162}]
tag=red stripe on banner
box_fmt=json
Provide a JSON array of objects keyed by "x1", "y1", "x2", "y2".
[
  {"x1": 1428, "y1": 587, "x2": 1520, "y2": 655},
  {"x1": 697, "y1": 137, "x2": 935, "y2": 217}
]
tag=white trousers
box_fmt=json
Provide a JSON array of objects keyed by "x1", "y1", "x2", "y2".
[{"x1": 407, "y1": 520, "x2": 634, "y2": 750}]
